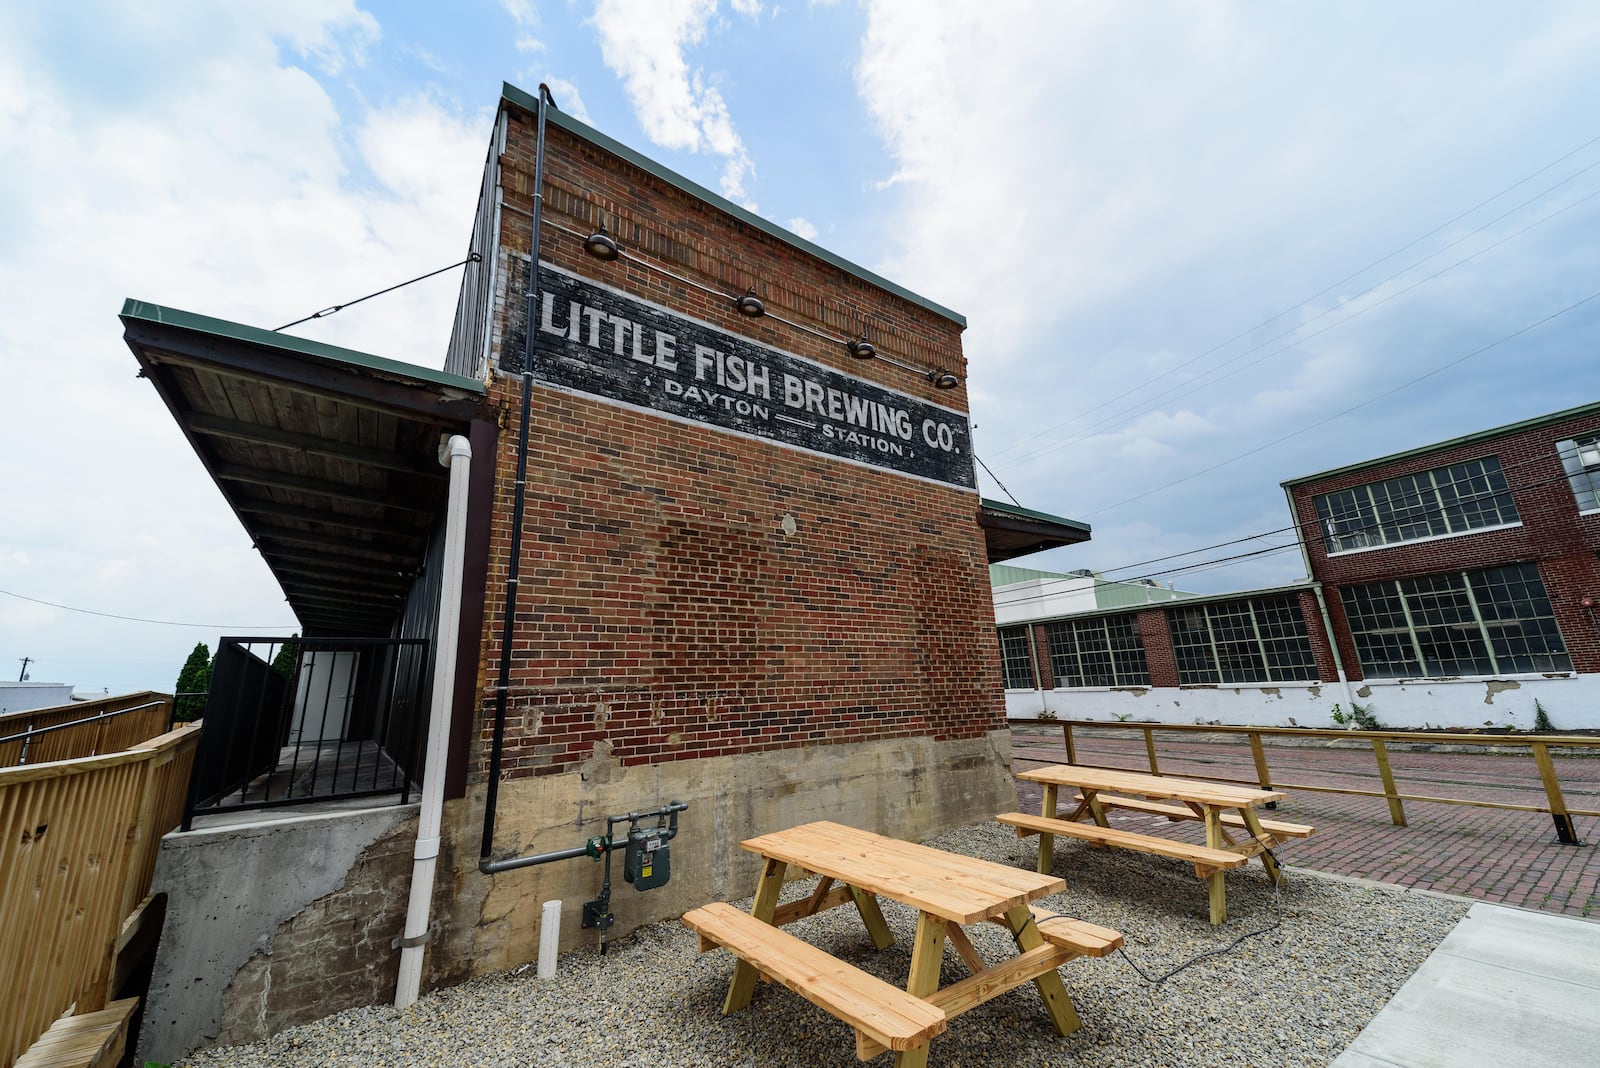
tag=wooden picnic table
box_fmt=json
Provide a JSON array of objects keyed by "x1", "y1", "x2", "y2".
[
  {"x1": 682, "y1": 820, "x2": 1122, "y2": 1067},
  {"x1": 998, "y1": 765, "x2": 1313, "y2": 925}
]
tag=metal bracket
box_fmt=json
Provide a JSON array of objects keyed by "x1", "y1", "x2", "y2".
[{"x1": 393, "y1": 930, "x2": 432, "y2": 950}]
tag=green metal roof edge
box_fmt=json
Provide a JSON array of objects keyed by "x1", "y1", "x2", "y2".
[
  {"x1": 999, "y1": 581, "x2": 1316, "y2": 626},
  {"x1": 1094, "y1": 581, "x2": 1200, "y2": 609},
  {"x1": 979, "y1": 497, "x2": 1092, "y2": 534},
  {"x1": 989, "y1": 563, "x2": 1074, "y2": 586},
  {"x1": 501, "y1": 82, "x2": 967, "y2": 329},
  {"x1": 1282, "y1": 398, "x2": 1600, "y2": 487},
  {"x1": 119, "y1": 299, "x2": 486, "y2": 394}
]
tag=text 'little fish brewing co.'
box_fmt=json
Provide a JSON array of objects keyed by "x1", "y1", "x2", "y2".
[{"x1": 529, "y1": 265, "x2": 976, "y2": 489}]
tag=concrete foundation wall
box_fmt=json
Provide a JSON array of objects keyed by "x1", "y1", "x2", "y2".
[
  {"x1": 1005, "y1": 672, "x2": 1599, "y2": 731},
  {"x1": 139, "y1": 805, "x2": 416, "y2": 1063},
  {"x1": 433, "y1": 730, "x2": 1017, "y2": 982},
  {"x1": 140, "y1": 731, "x2": 1014, "y2": 1057}
]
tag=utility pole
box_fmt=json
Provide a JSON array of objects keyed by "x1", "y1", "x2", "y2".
[{"x1": 17, "y1": 656, "x2": 31, "y2": 681}]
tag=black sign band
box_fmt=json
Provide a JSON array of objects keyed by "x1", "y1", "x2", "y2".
[{"x1": 521, "y1": 264, "x2": 976, "y2": 490}]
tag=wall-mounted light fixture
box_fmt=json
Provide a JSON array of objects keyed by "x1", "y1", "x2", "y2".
[
  {"x1": 734, "y1": 287, "x2": 766, "y2": 318},
  {"x1": 1582, "y1": 595, "x2": 1596, "y2": 628},
  {"x1": 583, "y1": 219, "x2": 620, "y2": 261},
  {"x1": 553, "y1": 217, "x2": 963, "y2": 391}
]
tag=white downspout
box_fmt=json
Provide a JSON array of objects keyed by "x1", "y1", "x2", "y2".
[{"x1": 396, "y1": 433, "x2": 472, "y2": 1009}]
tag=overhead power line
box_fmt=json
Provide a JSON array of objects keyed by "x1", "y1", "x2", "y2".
[
  {"x1": 990, "y1": 458, "x2": 1590, "y2": 611},
  {"x1": 0, "y1": 588, "x2": 299, "y2": 630},
  {"x1": 1091, "y1": 438, "x2": 1582, "y2": 577},
  {"x1": 1077, "y1": 285, "x2": 1600, "y2": 519},
  {"x1": 991, "y1": 130, "x2": 1600, "y2": 464},
  {"x1": 1009, "y1": 176, "x2": 1600, "y2": 468}
]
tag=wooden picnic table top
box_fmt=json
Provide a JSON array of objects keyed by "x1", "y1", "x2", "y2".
[
  {"x1": 1018, "y1": 764, "x2": 1285, "y2": 808},
  {"x1": 740, "y1": 820, "x2": 1066, "y2": 925}
]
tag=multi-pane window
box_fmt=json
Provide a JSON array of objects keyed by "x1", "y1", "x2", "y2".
[
  {"x1": 1556, "y1": 433, "x2": 1600, "y2": 512},
  {"x1": 1314, "y1": 457, "x2": 1519, "y2": 554},
  {"x1": 1167, "y1": 595, "x2": 1318, "y2": 685},
  {"x1": 1046, "y1": 615, "x2": 1151, "y2": 687},
  {"x1": 998, "y1": 626, "x2": 1037, "y2": 689},
  {"x1": 1340, "y1": 562, "x2": 1571, "y2": 679}
]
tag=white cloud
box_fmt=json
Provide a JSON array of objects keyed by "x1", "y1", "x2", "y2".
[
  {"x1": 854, "y1": 0, "x2": 1600, "y2": 590},
  {"x1": 499, "y1": 0, "x2": 546, "y2": 52},
  {"x1": 787, "y1": 216, "x2": 820, "y2": 241},
  {"x1": 0, "y1": 4, "x2": 486, "y2": 694},
  {"x1": 730, "y1": 0, "x2": 764, "y2": 17},
  {"x1": 542, "y1": 77, "x2": 593, "y2": 125},
  {"x1": 589, "y1": 0, "x2": 759, "y2": 207}
]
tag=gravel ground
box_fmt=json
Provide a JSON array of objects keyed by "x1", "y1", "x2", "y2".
[{"x1": 179, "y1": 822, "x2": 1468, "y2": 1068}]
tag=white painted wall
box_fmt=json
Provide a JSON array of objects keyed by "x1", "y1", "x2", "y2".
[
  {"x1": 993, "y1": 575, "x2": 1099, "y2": 624},
  {"x1": 0, "y1": 681, "x2": 76, "y2": 715},
  {"x1": 1005, "y1": 672, "x2": 1600, "y2": 731},
  {"x1": 289, "y1": 651, "x2": 358, "y2": 745},
  {"x1": 993, "y1": 574, "x2": 1185, "y2": 625}
]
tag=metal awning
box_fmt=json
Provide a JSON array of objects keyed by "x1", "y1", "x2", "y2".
[
  {"x1": 121, "y1": 300, "x2": 485, "y2": 636},
  {"x1": 978, "y1": 498, "x2": 1091, "y2": 562}
]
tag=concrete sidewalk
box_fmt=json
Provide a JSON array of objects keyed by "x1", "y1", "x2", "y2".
[{"x1": 1333, "y1": 902, "x2": 1600, "y2": 1067}]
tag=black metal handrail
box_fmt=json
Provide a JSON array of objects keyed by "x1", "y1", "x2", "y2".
[{"x1": 182, "y1": 636, "x2": 431, "y2": 827}]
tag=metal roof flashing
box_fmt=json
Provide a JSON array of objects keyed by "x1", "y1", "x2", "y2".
[
  {"x1": 498, "y1": 82, "x2": 967, "y2": 330},
  {"x1": 1282, "y1": 398, "x2": 1600, "y2": 488},
  {"x1": 977, "y1": 497, "x2": 1092, "y2": 563},
  {"x1": 119, "y1": 299, "x2": 486, "y2": 395}
]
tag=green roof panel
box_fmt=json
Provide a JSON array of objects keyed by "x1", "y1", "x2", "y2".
[{"x1": 119, "y1": 299, "x2": 486, "y2": 395}]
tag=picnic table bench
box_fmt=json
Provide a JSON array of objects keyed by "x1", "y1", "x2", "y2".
[
  {"x1": 998, "y1": 765, "x2": 1312, "y2": 925},
  {"x1": 683, "y1": 820, "x2": 1122, "y2": 1066}
]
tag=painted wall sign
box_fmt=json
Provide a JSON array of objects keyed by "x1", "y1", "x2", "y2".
[{"x1": 522, "y1": 264, "x2": 976, "y2": 490}]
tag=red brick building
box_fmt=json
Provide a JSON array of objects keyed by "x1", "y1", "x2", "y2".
[
  {"x1": 995, "y1": 402, "x2": 1600, "y2": 733},
  {"x1": 1282, "y1": 400, "x2": 1600, "y2": 727},
  {"x1": 123, "y1": 81, "x2": 1088, "y2": 1052}
]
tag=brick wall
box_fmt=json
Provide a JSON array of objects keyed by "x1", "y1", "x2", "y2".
[
  {"x1": 1297, "y1": 588, "x2": 1342, "y2": 682},
  {"x1": 471, "y1": 105, "x2": 1000, "y2": 780},
  {"x1": 1288, "y1": 409, "x2": 1600, "y2": 677},
  {"x1": 1029, "y1": 622, "x2": 1054, "y2": 689},
  {"x1": 1136, "y1": 609, "x2": 1181, "y2": 687}
]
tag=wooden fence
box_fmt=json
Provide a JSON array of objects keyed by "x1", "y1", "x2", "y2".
[
  {"x1": 1015, "y1": 717, "x2": 1600, "y2": 843},
  {"x1": 0, "y1": 696, "x2": 198, "y2": 1068},
  {"x1": 0, "y1": 691, "x2": 172, "y2": 768}
]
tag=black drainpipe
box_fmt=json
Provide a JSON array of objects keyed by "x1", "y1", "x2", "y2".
[{"x1": 480, "y1": 83, "x2": 552, "y2": 874}]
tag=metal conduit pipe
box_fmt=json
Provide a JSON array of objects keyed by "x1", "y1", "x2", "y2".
[
  {"x1": 480, "y1": 83, "x2": 553, "y2": 875},
  {"x1": 395, "y1": 433, "x2": 473, "y2": 1008}
]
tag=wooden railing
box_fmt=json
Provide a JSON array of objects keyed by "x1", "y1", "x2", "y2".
[
  {"x1": 0, "y1": 705, "x2": 199, "y2": 1067},
  {"x1": 0, "y1": 691, "x2": 172, "y2": 768},
  {"x1": 1014, "y1": 717, "x2": 1600, "y2": 844}
]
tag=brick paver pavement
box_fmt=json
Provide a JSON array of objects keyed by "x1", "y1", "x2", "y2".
[{"x1": 1009, "y1": 724, "x2": 1600, "y2": 918}]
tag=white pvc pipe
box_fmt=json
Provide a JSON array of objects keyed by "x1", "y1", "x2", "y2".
[
  {"x1": 537, "y1": 899, "x2": 562, "y2": 979},
  {"x1": 395, "y1": 433, "x2": 473, "y2": 1009}
]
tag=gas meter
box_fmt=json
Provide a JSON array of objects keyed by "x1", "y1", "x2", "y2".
[
  {"x1": 575, "y1": 800, "x2": 687, "y2": 953},
  {"x1": 623, "y1": 823, "x2": 670, "y2": 890}
]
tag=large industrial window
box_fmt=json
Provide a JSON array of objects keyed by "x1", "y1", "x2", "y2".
[
  {"x1": 1556, "y1": 433, "x2": 1600, "y2": 512},
  {"x1": 1046, "y1": 615, "x2": 1151, "y2": 687},
  {"x1": 1168, "y1": 594, "x2": 1318, "y2": 684},
  {"x1": 1313, "y1": 457, "x2": 1519, "y2": 554},
  {"x1": 998, "y1": 626, "x2": 1037, "y2": 689},
  {"x1": 1340, "y1": 562, "x2": 1570, "y2": 678}
]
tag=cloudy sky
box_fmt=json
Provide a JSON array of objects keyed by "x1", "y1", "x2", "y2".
[{"x1": 4, "y1": 1, "x2": 1600, "y2": 696}]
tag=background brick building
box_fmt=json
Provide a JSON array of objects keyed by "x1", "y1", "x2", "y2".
[{"x1": 997, "y1": 402, "x2": 1600, "y2": 732}]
